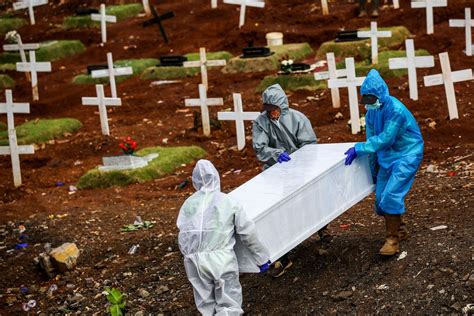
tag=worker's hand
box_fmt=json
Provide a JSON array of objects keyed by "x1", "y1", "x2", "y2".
[
  {"x1": 277, "y1": 152, "x2": 291, "y2": 163},
  {"x1": 259, "y1": 260, "x2": 271, "y2": 273},
  {"x1": 344, "y1": 147, "x2": 357, "y2": 165}
]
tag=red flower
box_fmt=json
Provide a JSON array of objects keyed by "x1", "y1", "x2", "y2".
[{"x1": 119, "y1": 136, "x2": 138, "y2": 155}]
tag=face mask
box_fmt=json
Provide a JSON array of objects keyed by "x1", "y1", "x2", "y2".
[{"x1": 365, "y1": 99, "x2": 381, "y2": 110}]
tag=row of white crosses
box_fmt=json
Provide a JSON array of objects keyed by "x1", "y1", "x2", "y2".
[
  {"x1": 0, "y1": 90, "x2": 35, "y2": 187},
  {"x1": 183, "y1": 47, "x2": 227, "y2": 91},
  {"x1": 13, "y1": 0, "x2": 48, "y2": 25},
  {"x1": 91, "y1": 4, "x2": 117, "y2": 44},
  {"x1": 223, "y1": 0, "x2": 265, "y2": 28}
]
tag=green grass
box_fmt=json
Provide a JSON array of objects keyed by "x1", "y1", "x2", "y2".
[
  {"x1": 63, "y1": 3, "x2": 143, "y2": 29},
  {"x1": 223, "y1": 43, "x2": 314, "y2": 74},
  {"x1": 141, "y1": 51, "x2": 233, "y2": 80},
  {"x1": 0, "y1": 18, "x2": 26, "y2": 35},
  {"x1": 72, "y1": 58, "x2": 159, "y2": 84},
  {"x1": 0, "y1": 122, "x2": 6, "y2": 131},
  {"x1": 0, "y1": 74, "x2": 15, "y2": 88},
  {"x1": 316, "y1": 26, "x2": 411, "y2": 61},
  {"x1": 257, "y1": 74, "x2": 326, "y2": 93},
  {"x1": 0, "y1": 118, "x2": 82, "y2": 145},
  {"x1": 77, "y1": 146, "x2": 207, "y2": 189}
]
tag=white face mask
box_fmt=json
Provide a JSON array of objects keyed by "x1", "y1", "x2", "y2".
[{"x1": 365, "y1": 99, "x2": 381, "y2": 110}]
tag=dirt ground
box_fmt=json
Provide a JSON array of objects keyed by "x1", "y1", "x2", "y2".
[{"x1": 0, "y1": 0, "x2": 473, "y2": 314}]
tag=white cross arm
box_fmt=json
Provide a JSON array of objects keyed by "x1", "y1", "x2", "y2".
[
  {"x1": 449, "y1": 19, "x2": 470, "y2": 27},
  {"x1": 451, "y1": 69, "x2": 473, "y2": 83},
  {"x1": 207, "y1": 60, "x2": 227, "y2": 67},
  {"x1": 16, "y1": 62, "x2": 51, "y2": 72},
  {"x1": 185, "y1": 98, "x2": 224, "y2": 107},
  {"x1": 424, "y1": 74, "x2": 443, "y2": 86},
  {"x1": 0, "y1": 103, "x2": 30, "y2": 113},
  {"x1": 91, "y1": 67, "x2": 133, "y2": 78},
  {"x1": 223, "y1": 0, "x2": 265, "y2": 8},
  {"x1": 183, "y1": 61, "x2": 201, "y2": 68},
  {"x1": 3, "y1": 43, "x2": 40, "y2": 51},
  {"x1": 91, "y1": 14, "x2": 117, "y2": 23},
  {"x1": 328, "y1": 77, "x2": 365, "y2": 89},
  {"x1": 357, "y1": 30, "x2": 392, "y2": 38},
  {"x1": 0, "y1": 145, "x2": 35, "y2": 155},
  {"x1": 389, "y1": 55, "x2": 435, "y2": 69},
  {"x1": 82, "y1": 97, "x2": 122, "y2": 106},
  {"x1": 218, "y1": 112, "x2": 260, "y2": 121},
  {"x1": 13, "y1": 0, "x2": 48, "y2": 10},
  {"x1": 411, "y1": 0, "x2": 447, "y2": 8}
]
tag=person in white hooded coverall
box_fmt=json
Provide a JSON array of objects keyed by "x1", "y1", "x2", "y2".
[{"x1": 177, "y1": 160, "x2": 270, "y2": 315}]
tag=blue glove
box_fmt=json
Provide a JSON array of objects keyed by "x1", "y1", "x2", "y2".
[
  {"x1": 344, "y1": 147, "x2": 357, "y2": 165},
  {"x1": 259, "y1": 260, "x2": 271, "y2": 273},
  {"x1": 277, "y1": 152, "x2": 291, "y2": 163}
]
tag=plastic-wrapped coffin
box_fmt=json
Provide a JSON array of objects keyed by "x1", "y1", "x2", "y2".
[{"x1": 231, "y1": 143, "x2": 375, "y2": 273}]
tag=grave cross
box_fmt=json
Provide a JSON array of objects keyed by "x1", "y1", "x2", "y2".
[
  {"x1": 3, "y1": 33, "x2": 40, "y2": 82},
  {"x1": 91, "y1": 4, "x2": 117, "y2": 43},
  {"x1": 211, "y1": 0, "x2": 218, "y2": 8},
  {"x1": 423, "y1": 52, "x2": 473, "y2": 120},
  {"x1": 328, "y1": 58, "x2": 366, "y2": 134},
  {"x1": 0, "y1": 90, "x2": 35, "y2": 187},
  {"x1": 321, "y1": 0, "x2": 329, "y2": 15},
  {"x1": 389, "y1": 39, "x2": 435, "y2": 100},
  {"x1": 183, "y1": 47, "x2": 227, "y2": 91},
  {"x1": 357, "y1": 22, "x2": 392, "y2": 65},
  {"x1": 411, "y1": 0, "x2": 447, "y2": 35},
  {"x1": 12, "y1": 0, "x2": 48, "y2": 25},
  {"x1": 91, "y1": 53, "x2": 133, "y2": 98},
  {"x1": 218, "y1": 93, "x2": 260, "y2": 150},
  {"x1": 143, "y1": 5, "x2": 175, "y2": 44},
  {"x1": 82, "y1": 84, "x2": 122, "y2": 136},
  {"x1": 143, "y1": 0, "x2": 152, "y2": 16},
  {"x1": 185, "y1": 84, "x2": 224, "y2": 136},
  {"x1": 314, "y1": 52, "x2": 348, "y2": 108},
  {"x1": 393, "y1": 0, "x2": 400, "y2": 9},
  {"x1": 16, "y1": 50, "x2": 51, "y2": 101},
  {"x1": 449, "y1": 8, "x2": 474, "y2": 56},
  {"x1": 223, "y1": 0, "x2": 265, "y2": 28}
]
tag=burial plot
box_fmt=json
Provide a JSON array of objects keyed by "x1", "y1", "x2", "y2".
[
  {"x1": 423, "y1": 52, "x2": 473, "y2": 120},
  {"x1": 143, "y1": 5, "x2": 175, "y2": 44},
  {"x1": 357, "y1": 22, "x2": 392, "y2": 65},
  {"x1": 0, "y1": 18, "x2": 26, "y2": 35},
  {"x1": 3, "y1": 33, "x2": 39, "y2": 81},
  {"x1": 232, "y1": 143, "x2": 375, "y2": 272},
  {"x1": 91, "y1": 4, "x2": 116, "y2": 43},
  {"x1": 389, "y1": 39, "x2": 434, "y2": 100},
  {"x1": 223, "y1": 0, "x2": 265, "y2": 28},
  {"x1": 91, "y1": 53, "x2": 133, "y2": 98},
  {"x1": 0, "y1": 74, "x2": 15, "y2": 88},
  {"x1": 218, "y1": 93, "x2": 259, "y2": 150},
  {"x1": 314, "y1": 52, "x2": 348, "y2": 108},
  {"x1": 13, "y1": 0, "x2": 48, "y2": 25},
  {"x1": 449, "y1": 8, "x2": 473, "y2": 56},
  {"x1": 185, "y1": 84, "x2": 223, "y2": 136},
  {"x1": 183, "y1": 47, "x2": 227, "y2": 90},
  {"x1": 411, "y1": 0, "x2": 447, "y2": 35},
  {"x1": 16, "y1": 50, "x2": 51, "y2": 101}
]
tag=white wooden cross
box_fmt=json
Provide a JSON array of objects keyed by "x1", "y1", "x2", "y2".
[
  {"x1": 389, "y1": 39, "x2": 435, "y2": 100},
  {"x1": 411, "y1": 0, "x2": 448, "y2": 35},
  {"x1": 183, "y1": 47, "x2": 226, "y2": 91},
  {"x1": 143, "y1": 0, "x2": 152, "y2": 16},
  {"x1": 211, "y1": 0, "x2": 218, "y2": 8},
  {"x1": 423, "y1": 52, "x2": 473, "y2": 120},
  {"x1": 0, "y1": 90, "x2": 35, "y2": 187},
  {"x1": 223, "y1": 0, "x2": 265, "y2": 28},
  {"x1": 357, "y1": 22, "x2": 392, "y2": 65},
  {"x1": 82, "y1": 84, "x2": 122, "y2": 136},
  {"x1": 328, "y1": 58, "x2": 365, "y2": 134},
  {"x1": 321, "y1": 0, "x2": 329, "y2": 15},
  {"x1": 314, "y1": 52, "x2": 348, "y2": 108},
  {"x1": 449, "y1": 8, "x2": 474, "y2": 56},
  {"x1": 16, "y1": 50, "x2": 51, "y2": 101},
  {"x1": 3, "y1": 33, "x2": 39, "y2": 82},
  {"x1": 91, "y1": 4, "x2": 117, "y2": 43},
  {"x1": 91, "y1": 53, "x2": 133, "y2": 98},
  {"x1": 185, "y1": 84, "x2": 224, "y2": 136},
  {"x1": 218, "y1": 93, "x2": 260, "y2": 150},
  {"x1": 393, "y1": 0, "x2": 400, "y2": 9},
  {"x1": 13, "y1": 0, "x2": 48, "y2": 25}
]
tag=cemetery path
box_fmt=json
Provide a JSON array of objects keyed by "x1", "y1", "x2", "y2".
[{"x1": 0, "y1": 0, "x2": 473, "y2": 314}]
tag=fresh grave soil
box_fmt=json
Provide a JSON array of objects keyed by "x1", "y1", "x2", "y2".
[{"x1": 0, "y1": 0, "x2": 473, "y2": 314}]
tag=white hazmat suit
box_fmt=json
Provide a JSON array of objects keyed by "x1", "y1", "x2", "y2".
[{"x1": 177, "y1": 160, "x2": 270, "y2": 315}]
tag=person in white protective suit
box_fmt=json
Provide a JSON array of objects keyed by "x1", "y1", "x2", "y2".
[{"x1": 177, "y1": 160, "x2": 271, "y2": 315}]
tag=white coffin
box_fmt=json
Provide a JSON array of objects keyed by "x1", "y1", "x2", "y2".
[{"x1": 231, "y1": 143, "x2": 375, "y2": 273}]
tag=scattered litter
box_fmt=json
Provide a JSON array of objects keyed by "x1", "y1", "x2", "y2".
[
  {"x1": 162, "y1": 138, "x2": 168, "y2": 144},
  {"x1": 55, "y1": 181, "x2": 65, "y2": 187},
  {"x1": 47, "y1": 284, "x2": 58, "y2": 297},
  {"x1": 20, "y1": 287, "x2": 28, "y2": 294},
  {"x1": 426, "y1": 164, "x2": 438, "y2": 173},
  {"x1": 234, "y1": 169, "x2": 242, "y2": 175},
  {"x1": 462, "y1": 304, "x2": 474, "y2": 315},
  {"x1": 177, "y1": 179, "x2": 189, "y2": 189},
  {"x1": 69, "y1": 186, "x2": 78, "y2": 194},
  {"x1": 150, "y1": 80, "x2": 181, "y2": 87},
  {"x1": 18, "y1": 225, "x2": 26, "y2": 234},
  {"x1": 430, "y1": 225, "x2": 448, "y2": 231},
  {"x1": 121, "y1": 217, "x2": 154, "y2": 232},
  {"x1": 376, "y1": 284, "x2": 389, "y2": 290},
  {"x1": 15, "y1": 243, "x2": 28, "y2": 249},
  {"x1": 128, "y1": 244, "x2": 139, "y2": 255},
  {"x1": 339, "y1": 223, "x2": 351, "y2": 229},
  {"x1": 447, "y1": 171, "x2": 457, "y2": 177},
  {"x1": 22, "y1": 300, "x2": 36, "y2": 312},
  {"x1": 133, "y1": 216, "x2": 144, "y2": 226},
  {"x1": 397, "y1": 251, "x2": 408, "y2": 261}
]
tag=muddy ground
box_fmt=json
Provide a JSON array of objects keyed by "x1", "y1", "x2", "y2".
[{"x1": 0, "y1": 0, "x2": 473, "y2": 314}]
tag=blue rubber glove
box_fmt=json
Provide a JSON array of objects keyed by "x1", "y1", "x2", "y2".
[
  {"x1": 344, "y1": 147, "x2": 357, "y2": 165},
  {"x1": 277, "y1": 152, "x2": 291, "y2": 163},
  {"x1": 259, "y1": 260, "x2": 271, "y2": 273}
]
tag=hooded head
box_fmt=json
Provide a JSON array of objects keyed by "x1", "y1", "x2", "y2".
[
  {"x1": 192, "y1": 159, "x2": 221, "y2": 192},
  {"x1": 360, "y1": 69, "x2": 391, "y2": 105},
  {"x1": 262, "y1": 84, "x2": 289, "y2": 115}
]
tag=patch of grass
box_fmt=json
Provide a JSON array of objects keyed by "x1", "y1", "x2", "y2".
[
  {"x1": 316, "y1": 26, "x2": 411, "y2": 60},
  {"x1": 63, "y1": 3, "x2": 143, "y2": 29},
  {"x1": 0, "y1": 18, "x2": 26, "y2": 35},
  {"x1": 141, "y1": 51, "x2": 233, "y2": 80},
  {"x1": 0, "y1": 122, "x2": 6, "y2": 131},
  {"x1": 256, "y1": 74, "x2": 326, "y2": 93},
  {"x1": 0, "y1": 118, "x2": 82, "y2": 146},
  {"x1": 222, "y1": 43, "x2": 314, "y2": 74},
  {"x1": 77, "y1": 146, "x2": 207, "y2": 189},
  {"x1": 0, "y1": 74, "x2": 15, "y2": 88},
  {"x1": 72, "y1": 58, "x2": 159, "y2": 84}
]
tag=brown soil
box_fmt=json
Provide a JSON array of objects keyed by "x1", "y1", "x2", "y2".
[{"x1": 0, "y1": 0, "x2": 473, "y2": 314}]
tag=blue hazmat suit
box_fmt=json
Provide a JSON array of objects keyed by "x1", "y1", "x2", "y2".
[
  {"x1": 177, "y1": 160, "x2": 270, "y2": 316},
  {"x1": 252, "y1": 84, "x2": 317, "y2": 169},
  {"x1": 355, "y1": 69, "x2": 424, "y2": 215}
]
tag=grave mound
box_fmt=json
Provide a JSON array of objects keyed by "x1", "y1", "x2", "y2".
[
  {"x1": 316, "y1": 26, "x2": 411, "y2": 60},
  {"x1": 0, "y1": 118, "x2": 82, "y2": 146},
  {"x1": 141, "y1": 51, "x2": 233, "y2": 80},
  {"x1": 0, "y1": 74, "x2": 15, "y2": 88},
  {"x1": 77, "y1": 146, "x2": 207, "y2": 189},
  {"x1": 63, "y1": 3, "x2": 143, "y2": 29},
  {"x1": 0, "y1": 17, "x2": 26, "y2": 35},
  {"x1": 222, "y1": 43, "x2": 314, "y2": 74},
  {"x1": 257, "y1": 74, "x2": 326, "y2": 93}
]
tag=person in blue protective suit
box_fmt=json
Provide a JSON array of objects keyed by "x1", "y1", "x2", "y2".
[
  {"x1": 252, "y1": 84, "x2": 332, "y2": 278},
  {"x1": 177, "y1": 160, "x2": 271, "y2": 315},
  {"x1": 344, "y1": 69, "x2": 424, "y2": 256}
]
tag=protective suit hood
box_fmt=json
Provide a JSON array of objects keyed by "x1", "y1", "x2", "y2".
[
  {"x1": 262, "y1": 84, "x2": 290, "y2": 115},
  {"x1": 361, "y1": 69, "x2": 391, "y2": 105},
  {"x1": 192, "y1": 159, "x2": 220, "y2": 192}
]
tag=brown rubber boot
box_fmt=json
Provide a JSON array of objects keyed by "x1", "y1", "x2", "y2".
[
  {"x1": 379, "y1": 214, "x2": 401, "y2": 256},
  {"x1": 398, "y1": 216, "x2": 408, "y2": 241}
]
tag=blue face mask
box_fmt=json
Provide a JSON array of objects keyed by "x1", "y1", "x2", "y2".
[{"x1": 365, "y1": 99, "x2": 381, "y2": 110}]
